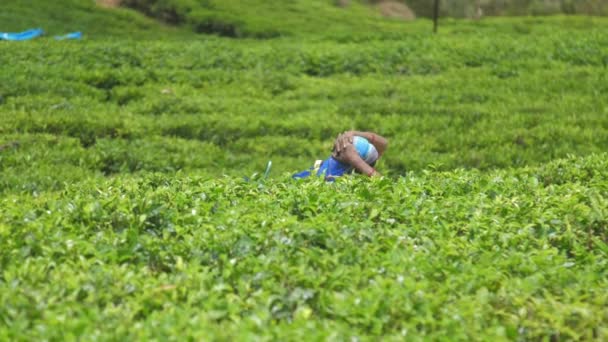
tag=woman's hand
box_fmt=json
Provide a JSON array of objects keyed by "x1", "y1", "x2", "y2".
[
  {"x1": 333, "y1": 131, "x2": 355, "y2": 155},
  {"x1": 333, "y1": 142, "x2": 380, "y2": 177},
  {"x1": 332, "y1": 142, "x2": 359, "y2": 164}
]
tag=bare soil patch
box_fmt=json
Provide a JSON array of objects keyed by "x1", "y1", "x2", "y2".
[
  {"x1": 377, "y1": 1, "x2": 416, "y2": 20},
  {"x1": 335, "y1": 0, "x2": 351, "y2": 7},
  {"x1": 96, "y1": 0, "x2": 122, "y2": 8}
]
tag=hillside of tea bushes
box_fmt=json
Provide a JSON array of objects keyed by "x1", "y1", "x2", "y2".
[
  {"x1": 120, "y1": 0, "x2": 412, "y2": 38},
  {"x1": 1, "y1": 1, "x2": 607, "y2": 339},
  {"x1": 2, "y1": 16, "x2": 607, "y2": 193}
]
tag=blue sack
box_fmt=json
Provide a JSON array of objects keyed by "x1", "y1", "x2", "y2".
[
  {"x1": 0, "y1": 28, "x2": 44, "y2": 41},
  {"x1": 55, "y1": 32, "x2": 82, "y2": 40}
]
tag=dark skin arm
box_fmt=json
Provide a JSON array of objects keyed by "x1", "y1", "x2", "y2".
[
  {"x1": 332, "y1": 142, "x2": 380, "y2": 177},
  {"x1": 333, "y1": 131, "x2": 388, "y2": 157}
]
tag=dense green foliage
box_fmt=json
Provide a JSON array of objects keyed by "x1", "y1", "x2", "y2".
[
  {"x1": 1, "y1": 17, "x2": 607, "y2": 193},
  {"x1": 1, "y1": 1, "x2": 607, "y2": 338},
  {"x1": 1, "y1": 155, "x2": 607, "y2": 339}
]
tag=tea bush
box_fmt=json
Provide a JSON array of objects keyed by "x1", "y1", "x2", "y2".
[
  {"x1": 1, "y1": 154, "x2": 607, "y2": 339},
  {"x1": 1, "y1": 8, "x2": 607, "y2": 340},
  {"x1": 1, "y1": 17, "x2": 607, "y2": 193}
]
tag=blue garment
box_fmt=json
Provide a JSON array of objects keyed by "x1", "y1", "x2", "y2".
[
  {"x1": 0, "y1": 28, "x2": 44, "y2": 41},
  {"x1": 293, "y1": 157, "x2": 353, "y2": 181}
]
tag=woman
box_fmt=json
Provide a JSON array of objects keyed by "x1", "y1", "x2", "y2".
[{"x1": 293, "y1": 130, "x2": 388, "y2": 181}]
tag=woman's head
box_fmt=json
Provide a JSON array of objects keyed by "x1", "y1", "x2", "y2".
[{"x1": 353, "y1": 136, "x2": 379, "y2": 165}]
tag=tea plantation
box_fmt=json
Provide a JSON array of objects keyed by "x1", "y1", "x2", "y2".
[{"x1": 1, "y1": 1, "x2": 607, "y2": 339}]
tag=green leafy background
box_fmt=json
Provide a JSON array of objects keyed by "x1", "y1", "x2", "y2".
[{"x1": 0, "y1": 0, "x2": 607, "y2": 339}]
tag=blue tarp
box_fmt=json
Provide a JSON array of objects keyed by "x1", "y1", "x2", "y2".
[
  {"x1": 0, "y1": 28, "x2": 44, "y2": 41},
  {"x1": 1, "y1": 29, "x2": 82, "y2": 41},
  {"x1": 55, "y1": 32, "x2": 82, "y2": 40}
]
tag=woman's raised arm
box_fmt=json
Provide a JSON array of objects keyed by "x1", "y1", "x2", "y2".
[{"x1": 334, "y1": 131, "x2": 388, "y2": 157}]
